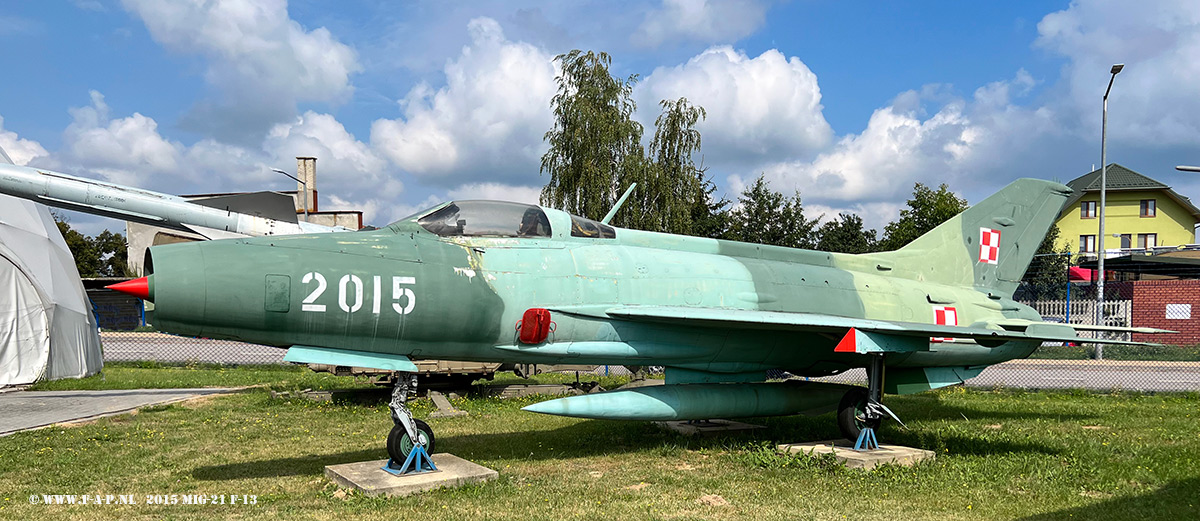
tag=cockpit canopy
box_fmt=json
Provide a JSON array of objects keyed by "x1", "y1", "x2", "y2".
[{"x1": 415, "y1": 201, "x2": 551, "y2": 238}]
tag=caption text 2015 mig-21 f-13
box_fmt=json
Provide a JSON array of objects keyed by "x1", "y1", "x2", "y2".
[{"x1": 108, "y1": 178, "x2": 1163, "y2": 461}]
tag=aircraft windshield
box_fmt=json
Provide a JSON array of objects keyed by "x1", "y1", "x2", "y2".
[
  {"x1": 570, "y1": 215, "x2": 616, "y2": 239},
  {"x1": 416, "y1": 201, "x2": 552, "y2": 238}
]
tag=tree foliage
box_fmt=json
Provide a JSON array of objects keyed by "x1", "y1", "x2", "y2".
[
  {"x1": 540, "y1": 50, "x2": 643, "y2": 221},
  {"x1": 816, "y1": 213, "x2": 878, "y2": 254},
  {"x1": 725, "y1": 175, "x2": 816, "y2": 249},
  {"x1": 540, "y1": 50, "x2": 728, "y2": 236},
  {"x1": 53, "y1": 213, "x2": 133, "y2": 277},
  {"x1": 879, "y1": 183, "x2": 969, "y2": 251},
  {"x1": 1021, "y1": 224, "x2": 1073, "y2": 300}
]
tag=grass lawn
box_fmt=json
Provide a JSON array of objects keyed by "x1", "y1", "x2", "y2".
[{"x1": 2, "y1": 366, "x2": 1197, "y2": 520}]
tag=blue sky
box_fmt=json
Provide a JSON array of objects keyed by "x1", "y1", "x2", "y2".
[{"x1": 3, "y1": 1, "x2": 1199, "y2": 235}]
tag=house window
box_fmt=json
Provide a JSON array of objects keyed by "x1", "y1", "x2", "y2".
[
  {"x1": 1119, "y1": 234, "x2": 1132, "y2": 249},
  {"x1": 1081, "y1": 201, "x2": 1097, "y2": 219},
  {"x1": 1140, "y1": 199, "x2": 1156, "y2": 217},
  {"x1": 1137, "y1": 233, "x2": 1157, "y2": 248},
  {"x1": 1079, "y1": 235, "x2": 1096, "y2": 253}
]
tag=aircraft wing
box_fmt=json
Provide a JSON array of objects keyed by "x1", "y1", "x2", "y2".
[{"x1": 589, "y1": 306, "x2": 1161, "y2": 347}]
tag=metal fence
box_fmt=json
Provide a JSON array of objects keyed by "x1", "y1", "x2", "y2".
[{"x1": 97, "y1": 330, "x2": 1200, "y2": 392}]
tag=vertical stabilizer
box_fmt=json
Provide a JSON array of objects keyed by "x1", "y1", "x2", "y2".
[{"x1": 871, "y1": 179, "x2": 1072, "y2": 296}]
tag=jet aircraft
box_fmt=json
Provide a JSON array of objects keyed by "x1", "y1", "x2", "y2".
[{"x1": 106, "y1": 178, "x2": 1161, "y2": 461}]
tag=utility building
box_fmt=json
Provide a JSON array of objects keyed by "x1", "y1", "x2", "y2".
[{"x1": 125, "y1": 157, "x2": 363, "y2": 275}]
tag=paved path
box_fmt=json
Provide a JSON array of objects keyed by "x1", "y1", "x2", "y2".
[
  {"x1": 0, "y1": 388, "x2": 241, "y2": 436},
  {"x1": 814, "y1": 359, "x2": 1200, "y2": 392}
]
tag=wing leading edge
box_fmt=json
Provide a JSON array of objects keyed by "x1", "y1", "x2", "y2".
[{"x1": 587, "y1": 306, "x2": 1168, "y2": 349}]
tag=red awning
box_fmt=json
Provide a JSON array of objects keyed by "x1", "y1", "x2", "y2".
[{"x1": 1068, "y1": 266, "x2": 1095, "y2": 281}]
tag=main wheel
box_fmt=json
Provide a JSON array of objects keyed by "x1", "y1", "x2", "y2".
[
  {"x1": 837, "y1": 387, "x2": 880, "y2": 442},
  {"x1": 387, "y1": 419, "x2": 435, "y2": 462}
]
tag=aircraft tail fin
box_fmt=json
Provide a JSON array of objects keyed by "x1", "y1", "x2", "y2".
[{"x1": 871, "y1": 178, "x2": 1072, "y2": 296}]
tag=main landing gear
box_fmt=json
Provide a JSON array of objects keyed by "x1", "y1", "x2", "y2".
[
  {"x1": 385, "y1": 373, "x2": 437, "y2": 474},
  {"x1": 836, "y1": 354, "x2": 905, "y2": 450}
]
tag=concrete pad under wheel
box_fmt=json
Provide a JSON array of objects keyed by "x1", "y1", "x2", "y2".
[
  {"x1": 778, "y1": 440, "x2": 935, "y2": 470},
  {"x1": 655, "y1": 419, "x2": 766, "y2": 437},
  {"x1": 324, "y1": 454, "x2": 498, "y2": 497}
]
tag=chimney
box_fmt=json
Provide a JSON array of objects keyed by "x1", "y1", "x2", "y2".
[{"x1": 296, "y1": 157, "x2": 317, "y2": 213}]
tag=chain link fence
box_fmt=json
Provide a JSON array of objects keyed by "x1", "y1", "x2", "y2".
[{"x1": 92, "y1": 256, "x2": 1200, "y2": 392}]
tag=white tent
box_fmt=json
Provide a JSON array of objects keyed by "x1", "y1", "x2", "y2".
[{"x1": 0, "y1": 193, "x2": 103, "y2": 386}]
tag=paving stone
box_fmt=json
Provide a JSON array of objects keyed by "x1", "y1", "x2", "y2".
[
  {"x1": 778, "y1": 440, "x2": 935, "y2": 470},
  {"x1": 324, "y1": 455, "x2": 498, "y2": 497}
]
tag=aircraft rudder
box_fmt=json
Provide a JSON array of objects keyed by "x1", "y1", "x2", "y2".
[{"x1": 883, "y1": 178, "x2": 1072, "y2": 294}]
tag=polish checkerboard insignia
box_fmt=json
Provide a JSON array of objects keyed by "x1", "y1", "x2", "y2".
[
  {"x1": 932, "y1": 305, "x2": 957, "y2": 343},
  {"x1": 979, "y1": 227, "x2": 1000, "y2": 265}
]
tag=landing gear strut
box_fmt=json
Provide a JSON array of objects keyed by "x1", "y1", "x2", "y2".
[
  {"x1": 385, "y1": 372, "x2": 437, "y2": 473},
  {"x1": 836, "y1": 354, "x2": 904, "y2": 450}
]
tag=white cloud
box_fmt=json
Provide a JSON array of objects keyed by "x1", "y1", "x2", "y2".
[
  {"x1": 59, "y1": 90, "x2": 184, "y2": 186},
  {"x1": 0, "y1": 115, "x2": 49, "y2": 166},
  {"x1": 46, "y1": 91, "x2": 402, "y2": 214},
  {"x1": 447, "y1": 182, "x2": 542, "y2": 204},
  {"x1": 121, "y1": 0, "x2": 360, "y2": 139},
  {"x1": 639, "y1": 46, "x2": 833, "y2": 166},
  {"x1": 633, "y1": 0, "x2": 767, "y2": 48},
  {"x1": 1035, "y1": 1, "x2": 1200, "y2": 147},
  {"x1": 265, "y1": 112, "x2": 391, "y2": 187},
  {"x1": 739, "y1": 70, "x2": 1055, "y2": 210},
  {"x1": 370, "y1": 17, "x2": 558, "y2": 185}
]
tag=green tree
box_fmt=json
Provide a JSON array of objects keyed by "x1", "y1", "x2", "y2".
[
  {"x1": 816, "y1": 213, "x2": 878, "y2": 254},
  {"x1": 725, "y1": 175, "x2": 817, "y2": 249},
  {"x1": 540, "y1": 50, "x2": 643, "y2": 220},
  {"x1": 617, "y1": 97, "x2": 719, "y2": 235},
  {"x1": 1021, "y1": 224, "x2": 1073, "y2": 300},
  {"x1": 879, "y1": 183, "x2": 969, "y2": 251},
  {"x1": 53, "y1": 213, "x2": 133, "y2": 277}
]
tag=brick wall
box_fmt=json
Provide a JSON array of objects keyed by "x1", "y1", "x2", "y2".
[{"x1": 1132, "y1": 280, "x2": 1200, "y2": 345}]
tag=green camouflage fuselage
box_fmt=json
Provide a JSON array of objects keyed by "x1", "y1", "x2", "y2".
[{"x1": 147, "y1": 205, "x2": 1043, "y2": 378}]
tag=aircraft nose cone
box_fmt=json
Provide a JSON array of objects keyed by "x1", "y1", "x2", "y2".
[{"x1": 106, "y1": 276, "x2": 153, "y2": 301}]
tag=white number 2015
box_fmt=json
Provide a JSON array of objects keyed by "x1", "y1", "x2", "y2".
[{"x1": 301, "y1": 272, "x2": 415, "y2": 315}]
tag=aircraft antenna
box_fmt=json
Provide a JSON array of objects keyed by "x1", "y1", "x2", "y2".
[{"x1": 601, "y1": 183, "x2": 637, "y2": 224}]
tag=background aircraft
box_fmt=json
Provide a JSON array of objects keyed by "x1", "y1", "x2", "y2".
[{"x1": 105, "y1": 177, "x2": 1164, "y2": 461}]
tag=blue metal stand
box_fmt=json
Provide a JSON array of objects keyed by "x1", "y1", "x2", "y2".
[
  {"x1": 382, "y1": 444, "x2": 438, "y2": 475},
  {"x1": 853, "y1": 427, "x2": 879, "y2": 451}
]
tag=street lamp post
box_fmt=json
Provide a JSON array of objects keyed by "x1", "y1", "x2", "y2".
[
  {"x1": 272, "y1": 167, "x2": 308, "y2": 221},
  {"x1": 1096, "y1": 63, "x2": 1123, "y2": 360}
]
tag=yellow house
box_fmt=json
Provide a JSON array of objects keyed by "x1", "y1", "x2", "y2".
[{"x1": 1056, "y1": 164, "x2": 1200, "y2": 255}]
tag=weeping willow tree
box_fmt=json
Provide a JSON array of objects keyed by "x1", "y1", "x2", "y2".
[
  {"x1": 541, "y1": 50, "x2": 725, "y2": 235},
  {"x1": 539, "y1": 50, "x2": 643, "y2": 221},
  {"x1": 616, "y1": 97, "x2": 716, "y2": 234}
]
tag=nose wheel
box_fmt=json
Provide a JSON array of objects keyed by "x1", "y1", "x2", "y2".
[
  {"x1": 836, "y1": 355, "x2": 904, "y2": 450},
  {"x1": 387, "y1": 419, "x2": 435, "y2": 461},
  {"x1": 385, "y1": 373, "x2": 438, "y2": 473}
]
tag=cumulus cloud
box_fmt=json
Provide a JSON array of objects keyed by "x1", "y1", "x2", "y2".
[
  {"x1": 447, "y1": 182, "x2": 541, "y2": 203},
  {"x1": 0, "y1": 115, "x2": 49, "y2": 166},
  {"x1": 59, "y1": 90, "x2": 184, "y2": 187},
  {"x1": 370, "y1": 17, "x2": 558, "y2": 186},
  {"x1": 45, "y1": 91, "x2": 401, "y2": 219},
  {"x1": 121, "y1": 0, "x2": 360, "y2": 141},
  {"x1": 736, "y1": 70, "x2": 1058, "y2": 226},
  {"x1": 264, "y1": 111, "x2": 402, "y2": 209},
  {"x1": 1035, "y1": 1, "x2": 1200, "y2": 147},
  {"x1": 639, "y1": 46, "x2": 833, "y2": 166},
  {"x1": 633, "y1": 0, "x2": 767, "y2": 48}
]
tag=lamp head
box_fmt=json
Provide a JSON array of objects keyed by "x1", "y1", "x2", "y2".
[{"x1": 1111, "y1": 64, "x2": 1124, "y2": 74}]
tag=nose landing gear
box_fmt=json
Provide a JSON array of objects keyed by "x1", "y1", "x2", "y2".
[
  {"x1": 384, "y1": 373, "x2": 437, "y2": 474},
  {"x1": 836, "y1": 354, "x2": 905, "y2": 450}
]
